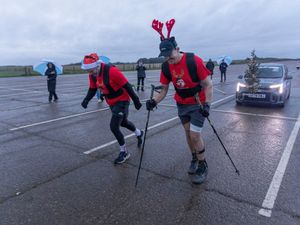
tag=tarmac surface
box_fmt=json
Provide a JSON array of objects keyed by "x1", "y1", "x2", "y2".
[{"x1": 0, "y1": 61, "x2": 300, "y2": 225}]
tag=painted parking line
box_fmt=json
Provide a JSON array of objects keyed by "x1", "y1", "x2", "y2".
[
  {"x1": 9, "y1": 108, "x2": 111, "y2": 131},
  {"x1": 0, "y1": 87, "x2": 84, "y2": 97},
  {"x1": 213, "y1": 87, "x2": 227, "y2": 95},
  {"x1": 0, "y1": 75, "x2": 160, "y2": 90},
  {"x1": 212, "y1": 94, "x2": 235, "y2": 106},
  {"x1": 212, "y1": 109, "x2": 298, "y2": 121},
  {"x1": 84, "y1": 117, "x2": 178, "y2": 154},
  {"x1": 258, "y1": 113, "x2": 300, "y2": 217},
  {"x1": 0, "y1": 81, "x2": 162, "y2": 95},
  {"x1": 158, "y1": 103, "x2": 177, "y2": 107},
  {"x1": 8, "y1": 95, "x2": 174, "y2": 131},
  {"x1": 0, "y1": 91, "x2": 42, "y2": 98},
  {"x1": 0, "y1": 87, "x2": 42, "y2": 92},
  {"x1": 84, "y1": 94, "x2": 235, "y2": 154}
]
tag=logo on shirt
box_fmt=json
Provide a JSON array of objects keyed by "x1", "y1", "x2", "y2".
[
  {"x1": 172, "y1": 69, "x2": 185, "y2": 88},
  {"x1": 176, "y1": 78, "x2": 185, "y2": 88},
  {"x1": 171, "y1": 69, "x2": 184, "y2": 79}
]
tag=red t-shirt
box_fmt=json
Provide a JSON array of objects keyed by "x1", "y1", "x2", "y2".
[
  {"x1": 89, "y1": 63, "x2": 130, "y2": 106},
  {"x1": 160, "y1": 53, "x2": 211, "y2": 104}
]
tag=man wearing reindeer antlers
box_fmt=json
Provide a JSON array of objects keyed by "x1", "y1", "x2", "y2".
[
  {"x1": 146, "y1": 19, "x2": 213, "y2": 184},
  {"x1": 81, "y1": 53, "x2": 144, "y2": 165}
]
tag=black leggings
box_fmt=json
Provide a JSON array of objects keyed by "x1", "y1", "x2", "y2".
[
  {"x1": 47, "y1": 80, "x2": 58, "y2": 101},
  {"x1": 49, "y1": 91, "x2": 58, "y2": 101},
  {"x1": 137, "y1": 77, "x2": 145, "y2": 90},
  {"x1": 221, "y1": 71, "x2": 226, "y2": 82},
  {"x1": 110, "y1": 102, "x2": 136, "y2": 146}
]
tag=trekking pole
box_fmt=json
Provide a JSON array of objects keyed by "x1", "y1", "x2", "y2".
[
  {"x1": 135, "y1": 84, "x2": 159, "y2": 187},
  {"x1": 195, "y1": 95, "x2": 240, "y2": 175}
]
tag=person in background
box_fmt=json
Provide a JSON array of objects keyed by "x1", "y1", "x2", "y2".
[
  {"x1": 45, "y1": 62, "x2": 58, "y2": 102},
  {"x1": 96, "y1": 89, "x2": 104, "y2": 103},
  {"x1": 136, "y1": 61, "x2": 146, "y2": 91},
  {"x1": 205, "y1": 58, "x2": 215, "y2": 79},
  {"x1": 219, "y1": 60, "x2": 228, "y2": 82}
]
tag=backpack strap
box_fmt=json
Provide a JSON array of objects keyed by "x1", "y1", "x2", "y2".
[
  {"x1": 185, "y1": 52, "x2": 199, "y2": 82},
  {"x1": 161, "y1": 52, "x2": 199, "y2": 83},
  {"x1": 103, "y1": 64, "x2": 114, "y2": 93},
  {"x1": 161, "y1": 61, "x2": 172, "y2": 81},
  {"x1": 161, "y1": 52, "x2": 202, "y2": 98},
  {"x1": 102, "y1": 64, "x2": 123, "y2": 99},
  {"x1": 91, "y1": 74, "x2": 97, "y2": 85}
]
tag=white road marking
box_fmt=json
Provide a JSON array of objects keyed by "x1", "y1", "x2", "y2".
[
  {"x1": 84, "y1": 95, "x2": 235, "y2": 154},
  {"x1": 0, "y1": 87, "x2": 83, "y2": 97},
  {"x1": 213, "y1": 87, "x2": 227, "y2": 95},
  {"x1": 0, "y1": 82, "x2": 163, "y2": 96},
  {"x1": 0, "y1": 75, "x2": 159, "y2": 90},
  {"x1": 212, "y1": 109, "x2": 298, "y2": 121},
  {"x1": 211, "y1": 94, "x2": 234, "y2": 105},
  {"x1": 0, "y1": 87, "x2": 42, "y2": 92},
  {"x1": 9, "y1": 108, "x2": 110, "y2": 131},
  {"x1": 0, "y1": 91, "x2": 42, "y2": 98},
  {"x1": 258, "y1": 113, "x2": 300, "y2": 217},
  {"x1": 159, "y1": 103, "x2": 177, "y2": 107},
  {"x1": 84, "y1": 117, "x2": 178, "y2": 154},
  {"x1": 8, "y1": 96, "x2": 173, "y2": 131}
]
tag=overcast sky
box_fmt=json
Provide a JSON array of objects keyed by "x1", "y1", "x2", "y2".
[{"x1": 1, "y1": 0, "x2": 299, "y2": 66}]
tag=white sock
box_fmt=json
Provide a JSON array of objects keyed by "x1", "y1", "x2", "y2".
[
  {"x1": 120, "y1": 144, "x2": 126, "y2": 152},
  {"x1": 134, "y1": 128, "x2": 141, "y2": 136}
]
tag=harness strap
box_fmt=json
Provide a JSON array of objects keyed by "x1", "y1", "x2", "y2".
[
  {"x1": 101, "y1": 64, "x2": 124, "y2": 99},
  {"x1": 175, "y1": 85, "x2": 202, "y2": 98},
  {"x1": 185, "y1": 52, "x2": 198, "y2": 82},
  {"x1": 161, "y1": 52, "x2": 202, "y2": 98},
  {"x1": 196, "y1": 149, "x2": 205, "y2": 155}
]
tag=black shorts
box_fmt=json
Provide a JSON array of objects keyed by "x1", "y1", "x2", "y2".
[
  {"x1": 177, "y1": 103, "x2": 205, "y2": 132},
  {"x1": 110, "y1": 101, "x2": 130, "y2": 118}
]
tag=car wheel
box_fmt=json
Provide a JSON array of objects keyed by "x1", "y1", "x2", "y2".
[{"x1": 236, "y1": 101, "x2": 242, "y2": 106}]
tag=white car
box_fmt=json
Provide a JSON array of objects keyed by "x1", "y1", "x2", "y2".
[{"x1": 236, "y1": 63, "x2": 292, "y2": 107}]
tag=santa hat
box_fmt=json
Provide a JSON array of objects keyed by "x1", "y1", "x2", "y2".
[{"x1": 81, "y1": 53, "x2": 101, "y2": 70}]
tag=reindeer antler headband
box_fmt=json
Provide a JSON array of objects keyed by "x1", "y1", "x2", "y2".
[{"x1": 152, "y1": 19, "x2": 175, "y2": 40}]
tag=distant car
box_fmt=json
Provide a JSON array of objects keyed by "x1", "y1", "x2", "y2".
[{"x1": 236, "y1": 63, "x2": 293, "y2": 107}]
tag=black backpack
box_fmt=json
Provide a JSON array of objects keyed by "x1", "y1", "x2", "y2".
[
  {"x1": 161, "y1": 52, "x2": 202, "y2": 98},
  {"x1": 92, "y1": 64, "x2": 123, "y2": 99}
]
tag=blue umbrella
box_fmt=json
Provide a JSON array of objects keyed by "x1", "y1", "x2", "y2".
[
  {"x1": 99, "y1": 55, "x2": 110, "y2": 64},
  {"x1": 33, "y1": 59, "x2": 63, "y2": 75},
  {"x1": 217, "y1": 56, "x2": 232, "y2": 66}
]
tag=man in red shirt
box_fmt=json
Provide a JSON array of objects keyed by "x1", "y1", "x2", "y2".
[
  {"x1": 81, "y1": 53, "x2": 143, "y2": 164},
  {"x1": 146, "y1": 37, "x2": 213, "y2": 184}
]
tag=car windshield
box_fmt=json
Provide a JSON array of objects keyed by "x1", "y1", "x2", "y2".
[{"x1": 257, "y1": 66, "x2": 283, "y2": 78}]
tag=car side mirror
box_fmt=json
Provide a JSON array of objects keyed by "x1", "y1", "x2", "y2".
[
  {"x1": 286, "y1": 75, "x2": 293, "y2": 80},
  {"x1": 238, "y1": 75, "x2": 243, "y2": 79}
]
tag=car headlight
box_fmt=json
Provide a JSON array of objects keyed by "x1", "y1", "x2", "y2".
[
  {"x1": 236, "y1": 82, "x2": 246, "y2": 92},
  {"x1": 269, "y1": 83, "x2": 283, "y2": 94}
]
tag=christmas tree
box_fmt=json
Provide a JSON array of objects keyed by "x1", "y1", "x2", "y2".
[{"x1": 244, "y1": 50, "x2": 260, "y2": 92}]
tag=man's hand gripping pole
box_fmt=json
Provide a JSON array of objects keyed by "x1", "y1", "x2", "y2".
[{"x1": 194, "y1": 94, "x2": 240, "y2": 176}]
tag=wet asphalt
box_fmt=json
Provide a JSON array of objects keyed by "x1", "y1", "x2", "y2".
[{"x1": 0, "y1": 61, "x2": 299, "y2": 225}]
